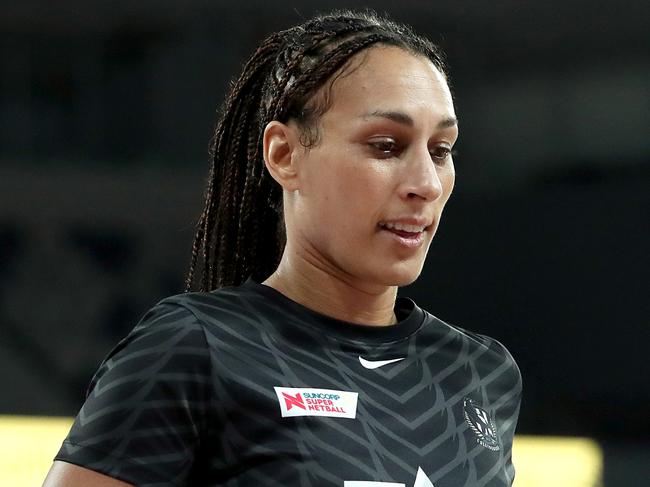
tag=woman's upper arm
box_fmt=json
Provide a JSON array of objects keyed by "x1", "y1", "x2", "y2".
[
  {"x1": 43, "y1": 461, "x2": 134, "y2": 487},
  {"x1": 49, "y1": 300, "x2": 214, "y2": 485}
]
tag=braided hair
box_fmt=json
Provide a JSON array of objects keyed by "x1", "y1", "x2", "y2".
[{"x1": 185, "y1": 10, "x2": 448, "y2": 292}]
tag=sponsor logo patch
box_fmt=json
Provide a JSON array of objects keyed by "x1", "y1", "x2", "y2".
[
  {"x1": 463, "y1": 397, "x2": 500, "y2": 451},
  {"x1": 274, "y1": 387, "x2": 358, "y2": 419}
]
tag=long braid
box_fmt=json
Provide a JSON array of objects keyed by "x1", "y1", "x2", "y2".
[
  {"x1": 231, "y1": 30, "x2": 338, "y2": 280},
  {"x1": 185, "y1": 10, "x2": 447, "y2": 292},
  {"x1": 189, "y1": 35, "x2": 281, "y2": 291}
]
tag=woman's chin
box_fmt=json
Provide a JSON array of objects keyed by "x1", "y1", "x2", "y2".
[{"x1": 372, "y1": 263, "x2": 424, "y2": 288}]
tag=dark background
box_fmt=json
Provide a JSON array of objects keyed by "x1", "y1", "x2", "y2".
[{"x1": 1, "y1": 1, "x2": 648, "y2": 485}]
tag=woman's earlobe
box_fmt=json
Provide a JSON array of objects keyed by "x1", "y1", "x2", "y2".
[{"x1": 263, "y1": 121, "x2": 300, "y2": 191}]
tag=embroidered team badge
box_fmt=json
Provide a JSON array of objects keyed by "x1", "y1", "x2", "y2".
[
  {"x1": 274, "y1": 387, "x2": 358, "y2": 419},
  {"x1": 463, "y1": 398, "x2": 500, "y2": 451}
]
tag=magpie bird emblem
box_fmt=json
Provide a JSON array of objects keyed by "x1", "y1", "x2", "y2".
[{"x1": 463, "y1": 398, "x2": 500, "y2": 451}]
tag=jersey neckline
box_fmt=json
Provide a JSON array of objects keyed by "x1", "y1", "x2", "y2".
[{"x1": 241, "y1": 277, "x2": 425, "y2": 344}]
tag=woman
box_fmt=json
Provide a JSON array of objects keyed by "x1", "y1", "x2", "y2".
[{"x1": 44, "y1": 10, "x2": 521, "y2": 487}]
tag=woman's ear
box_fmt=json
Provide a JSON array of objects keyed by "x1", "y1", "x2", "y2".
[{"x1": 263, "y1": 121, "x2": 301, "y2": 192}]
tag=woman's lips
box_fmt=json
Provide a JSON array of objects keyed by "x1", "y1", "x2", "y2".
[{"x1": 380, "y1": 227, "x2": 425, "y2": 248}]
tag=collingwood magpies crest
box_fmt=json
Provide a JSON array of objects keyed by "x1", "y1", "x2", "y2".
[{"x1": 463, "y1": 398, "x2": 500, "y2": 451}]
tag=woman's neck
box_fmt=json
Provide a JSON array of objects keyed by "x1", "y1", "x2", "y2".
[{"x1": 263, "y1": 252, "x2": 398, "y2": 327}]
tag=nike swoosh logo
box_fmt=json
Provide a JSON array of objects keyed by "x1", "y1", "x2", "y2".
[{"x1": 359, "y1": 356, "x2": 405, "y2": 369}]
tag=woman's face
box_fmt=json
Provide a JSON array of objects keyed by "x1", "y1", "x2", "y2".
[{"x1": 284, "y1": 45, "x2": 458, "y2": 288}]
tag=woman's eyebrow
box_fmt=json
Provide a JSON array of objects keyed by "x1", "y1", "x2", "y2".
[{"x1": 361, "y1": 110, "x2": 458, "y2": 129}]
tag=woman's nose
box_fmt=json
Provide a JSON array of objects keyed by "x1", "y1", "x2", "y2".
[{"x1": 400, "y1": 146, "x2": 444, "y2": 201}]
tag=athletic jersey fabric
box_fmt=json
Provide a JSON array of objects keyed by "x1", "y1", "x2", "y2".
[{"x1": 55, "y1": 278, "x2": 522, "y2": 487}]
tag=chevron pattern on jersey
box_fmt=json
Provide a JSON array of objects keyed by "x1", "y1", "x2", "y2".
[{"x1": 56, "y1": 279, "x2": 522, "y2": 487}]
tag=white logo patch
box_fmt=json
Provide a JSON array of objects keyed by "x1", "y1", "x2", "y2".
[{"x1": 274, "y1": 387, "x2": 358, "y2": 419}]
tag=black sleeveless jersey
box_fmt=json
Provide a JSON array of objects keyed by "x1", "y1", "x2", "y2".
[{"x1": 55, "y1": 279, "x2": 522, "y2": 487}]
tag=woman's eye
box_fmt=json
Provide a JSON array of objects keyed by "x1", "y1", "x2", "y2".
[
  {"x1": 430, "y1": 146, "x2": 455, "y2": 163},
  {"x1": 369, "y1": 139, "x2": 399, "y2": 156}
]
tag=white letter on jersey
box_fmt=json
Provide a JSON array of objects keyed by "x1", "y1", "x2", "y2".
[
  {"x1": 344, "y1": 467, "x2": 434, "y2": 487},
  {"x1": 344, "y1": 483, "x2": 404, "y2": 487},
  {"x1": 413, "y1": 467, "x2": 434, "y2": 487}
]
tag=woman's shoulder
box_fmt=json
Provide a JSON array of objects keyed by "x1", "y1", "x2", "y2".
[
  {"x1": 147, "y1": 281, "x2": 267, "y2": 331},
  {"x1": 116, "y1": 281, "x2": 272, "y2": 352},
  {"x1": 423, "y1": 311, "x2": 513, "y2": 354},
  {"x1": 419, "y1": 312, "x2": 523, "y2": 409},
  {"x1": 450, "y1": 320, "x2": 515, "y2": 358},
  {"x1": 421, "y1": 311, "x2": 521, "y2": 377}
]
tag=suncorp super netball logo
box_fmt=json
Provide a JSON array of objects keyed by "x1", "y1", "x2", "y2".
[{"x1": 274, "y1": 387, "x2": 358, "y2": 419}]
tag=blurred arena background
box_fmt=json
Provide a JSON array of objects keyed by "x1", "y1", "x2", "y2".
[{"x1": 0, "y1": 0, "x2": 648, "y2": 485}]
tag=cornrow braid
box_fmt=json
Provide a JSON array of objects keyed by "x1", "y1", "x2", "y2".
[{"x1": 185, "y1": 9, "x2": 447, "y2": 292}]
